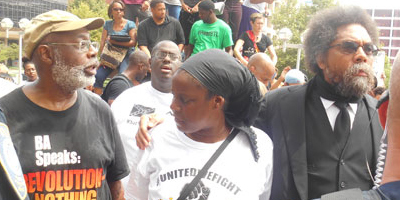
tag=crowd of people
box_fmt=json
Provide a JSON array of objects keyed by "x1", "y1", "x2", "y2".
[
  {"x1": 0, "y1": 1, "x2": 398, "y2": 200},
  {"x1": 93, "y1": 0, "x2": 278, "y2": 95}
]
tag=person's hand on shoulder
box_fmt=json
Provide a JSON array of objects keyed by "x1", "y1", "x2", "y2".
[{"x1": 136, "y1": 113, "x2": 165, "y2": 150}]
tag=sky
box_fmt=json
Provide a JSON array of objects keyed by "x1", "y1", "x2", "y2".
[{"x1": 336, "y1": 0, "x2": 400, "y2": 9}]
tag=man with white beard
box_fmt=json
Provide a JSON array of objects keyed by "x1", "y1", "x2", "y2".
[
  {"x1": 254, "y1": 5, "x2": 384, "y2": 200},
  {"x1": 0, "y1": 10, "x2": 129, "y2": 200}
]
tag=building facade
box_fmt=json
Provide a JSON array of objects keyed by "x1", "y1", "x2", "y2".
[
  {"x1": 366, "y1": 8, "x2": 400, "y2": 64},
  {"x1": 0, "y1": 0, "x2": 67, "y2": 24},
  {"x1": 0, "y1": 0, "x2": 67, "y2": 40}
]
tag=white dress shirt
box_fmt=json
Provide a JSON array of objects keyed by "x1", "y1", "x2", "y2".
[{"x1": 320, "y1": 97, "x2": 358, "y2": 131}]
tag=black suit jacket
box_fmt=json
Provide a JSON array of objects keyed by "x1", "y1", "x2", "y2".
[{"x1": 255, "y1": 82, "x2": 383, "y2": 200}]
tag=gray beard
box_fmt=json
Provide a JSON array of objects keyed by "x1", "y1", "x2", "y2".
[
  {"x1": 329, "y1": 63, "x2": 375, "y2": 99},
  {"x1": 51, "y1": 50, "x2": 96, "y2": 93}
]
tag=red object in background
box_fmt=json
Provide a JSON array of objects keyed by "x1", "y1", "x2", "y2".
[
  {"x1": 377, "y1": 91, "x2": 390, "y2": 128},
  {"x1": 378, "y1": 100, "x2": 389, "y2": 128}
]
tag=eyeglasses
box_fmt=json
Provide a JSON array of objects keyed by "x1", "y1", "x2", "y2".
[
  {"x1": 154, "y1": 51, "x2": 180, "y2": 61},
  {"x1": 328, "y1": 41, "x2": 379, "y2": 56},
  {"x1": 46, "y1": 40, "x2": 100, "y2": 52},
  {"x1": 113, "y1": 8, "x2": 124, "y2": 12}
]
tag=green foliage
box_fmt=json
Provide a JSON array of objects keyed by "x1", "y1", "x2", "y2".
[
  {"x1": 384, "y1": 55, "x2": 391, "y2": 87},
  {"x1": 271, "y1": 0, "x2": 337, "y2": 77},
  {"x1": 0, "y1": 42, "x2": 19, "y2": 64},
  {"x1": 68, "y1": 0, "x2": 109, "y2": 43}
]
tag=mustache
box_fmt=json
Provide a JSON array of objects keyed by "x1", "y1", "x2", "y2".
[
  {"x1": 347, "y1": 63, "x2": 374, "y2": 76},
  {"x1": 75, "y1": 59, "x2": 99, "y2": 70}
]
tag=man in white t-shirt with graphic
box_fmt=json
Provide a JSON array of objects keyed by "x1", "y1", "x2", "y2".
[{"x1": 111, "y1": 40, "x2": 182, "y2": 187}]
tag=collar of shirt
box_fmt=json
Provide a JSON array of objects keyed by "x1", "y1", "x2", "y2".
[{"x1": 320, "y1": 97, "x2": 358, "y2": 131}]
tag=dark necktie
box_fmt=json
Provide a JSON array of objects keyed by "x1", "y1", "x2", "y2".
[{"x1": 334, "y1": 101, "x2": 351, "y2": 148}]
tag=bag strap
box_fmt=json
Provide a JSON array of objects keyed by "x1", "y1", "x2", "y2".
[
  {"x1": 177, "y1": 128, "x2": 239, "y2": 200},
  {"x1": 101, "y1": 75, "x2": 132, "y2": 101}
]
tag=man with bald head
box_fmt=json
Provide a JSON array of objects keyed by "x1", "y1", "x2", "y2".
[
  {"x1": 247, "y1": 53, "x2": 275, "y2": 95},
  {"x1": 111, "y1": 40, "x2": 182, "y2": 188},
  {"x1": 0, "y1": 10, "x2": 129, "y2": 199},
  {"x1": 102, "y1": 50, "x2": 150, "y2": 105}
]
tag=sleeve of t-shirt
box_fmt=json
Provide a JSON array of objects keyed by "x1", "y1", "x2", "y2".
[
  {"x1": 125, "y1": 137, "x2": 152, "y2": 200},
  {"x1": 252, "y1": 127, "x2": 273, "y2": 200},
  {"x1": 222, "y1": 24, "x2": 234, "y2": 48},
  {"x1": 189, "y1": 22, "x2": 197, "y2": 45},
  {"x1": 107, "y1": 79, "x2": 130, "y2": 101},
  {"x1": 265, "y1": 35, "x2": 273, "y2": 47},
  {"x1": 377, "y1": 181, "x2": 400, "y2": 200},
  {"x1": 104, "y1": 20, "x2": 112, "y2": 32},
  {"x1": 137, "y1": 21, "x2": 148, "y2": 46},
  {"x1": 175, "y1": 20, "x2": 185, "y2": 45},
  {"x1": 239, "y1": 32, "x2": 247, "y2": 41},
  {"x1": 105, "y1": 115, "x2": 130, "y2": 182},
  {"x1": 126, "y1": 20, "x2": 136, "y2": 31}
]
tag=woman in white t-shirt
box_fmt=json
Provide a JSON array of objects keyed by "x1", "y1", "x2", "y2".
[{"x1": 125, "y1": 49, "x2": 273, "y2": 200}]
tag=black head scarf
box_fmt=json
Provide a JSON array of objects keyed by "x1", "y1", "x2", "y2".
[{"x1": 181, "y1": 49, "x2": 262, "y2": 161}]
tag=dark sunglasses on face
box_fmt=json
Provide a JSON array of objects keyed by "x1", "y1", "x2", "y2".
[
  {"x1": 113, "y1": 8, "x2": 124, "y2": 12},
  {"x1": 329, "y1": 41, "x2": 379, "y2": 56}
]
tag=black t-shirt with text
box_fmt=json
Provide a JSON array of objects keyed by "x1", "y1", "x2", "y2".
[
  {"x1": 0, "y1": 88, "x2": 129, "y2": 200},
  {"x1": 239, "y1": 32, "x2": 272, "y2": 59}
]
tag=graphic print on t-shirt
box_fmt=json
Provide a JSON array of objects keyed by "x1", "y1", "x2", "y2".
[
  {"x1": 181, "y1": 180, "x2": 210, "y2": 200},
  {"x1": 129, "y1": 104, "x2": 156, "y2": 117},
  {"x1": 156, "y1": 167, "x2": 242, "y2": 200},
  {"x1": 25, "y1": 135, "x2": 106, "y2": 200}
]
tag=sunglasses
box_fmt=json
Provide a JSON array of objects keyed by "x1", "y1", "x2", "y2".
[
  {"x1": 329, "y1": 41, "x2": 379, "y2": 56},
  {"x1": 113, "y1": 8, "x2": 124, "y2": 12}
]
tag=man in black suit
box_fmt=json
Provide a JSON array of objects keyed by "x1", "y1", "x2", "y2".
[{"x1": 255, "y1": 6, "x2": 383, "y2": 200}]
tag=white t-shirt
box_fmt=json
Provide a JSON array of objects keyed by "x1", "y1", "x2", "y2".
[
  {"x1": 243, "y1": 0, "x2": 266, "y2": 13},
  {"x1": 0, "y1": 79, "x2": 17, "y2": 98},
  {"x1": 125, "y1": 116, "x2": 273, "y2": 200},
  {"x1": 111, "y1": 82, "x2": 173, "y2": 188}
]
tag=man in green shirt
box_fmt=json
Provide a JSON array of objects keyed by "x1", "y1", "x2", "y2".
[{"x1": 185, "y1": 0, "x2": 233, "y2": 59}]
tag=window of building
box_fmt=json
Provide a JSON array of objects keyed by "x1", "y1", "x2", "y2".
[
  {"x1": 376, "y1": 19, "x2": 392, "y2": 27},
  {"x1": 380, "y1": 29, "x2": 391, "y2": 37},
  {"x1": 380, "y1": 39, "x2": 390, "y2": 47},
  {"x1": 393, "y1": 20, "x2": 400, "y2": 28},
  {"x1": 374, "y1": 9, "x2": 393, "y2": 17},
  {"x1": 394, "y1": 9, "x2": 400, "y2": 17},
  {"x1": 0, "y1": 0, "x2": 67, "y2": 26},
  {"x1": 391, "y1": 49, "x2": 399, "y2": 57},
  {"x1": 393, "y1": 30, "x2": 400, "y2": 37},
  {"x1": 391, "y1": 39, "x2": 400, "y2": 47}
]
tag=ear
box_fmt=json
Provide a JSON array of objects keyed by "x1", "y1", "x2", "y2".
[
  {"x1": 249, "y1": 65, "x2": 256, "y2": 73},
  {"x1": 213, "y1": 95, "x2": 225, "y2": 110},
  {"x1": 138, "y1": 63, "x2": 144, "y2": 71},
  {"x1": 36, "y1": 45, "x2": 54, "y2": 65},
  {"x1": 316, "y1": 54, "x2": 327, "y2": 71}
]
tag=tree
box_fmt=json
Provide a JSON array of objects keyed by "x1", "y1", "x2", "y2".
[
  {"x1": 0, "y1": 42, "x2": 19, "y2": 65},
  {"x1": 271, "y1": 0, "x2": 337, "y2": 78},
  {"x1": 68, "y1": 0, "x2": 109, "y2": 43}
]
